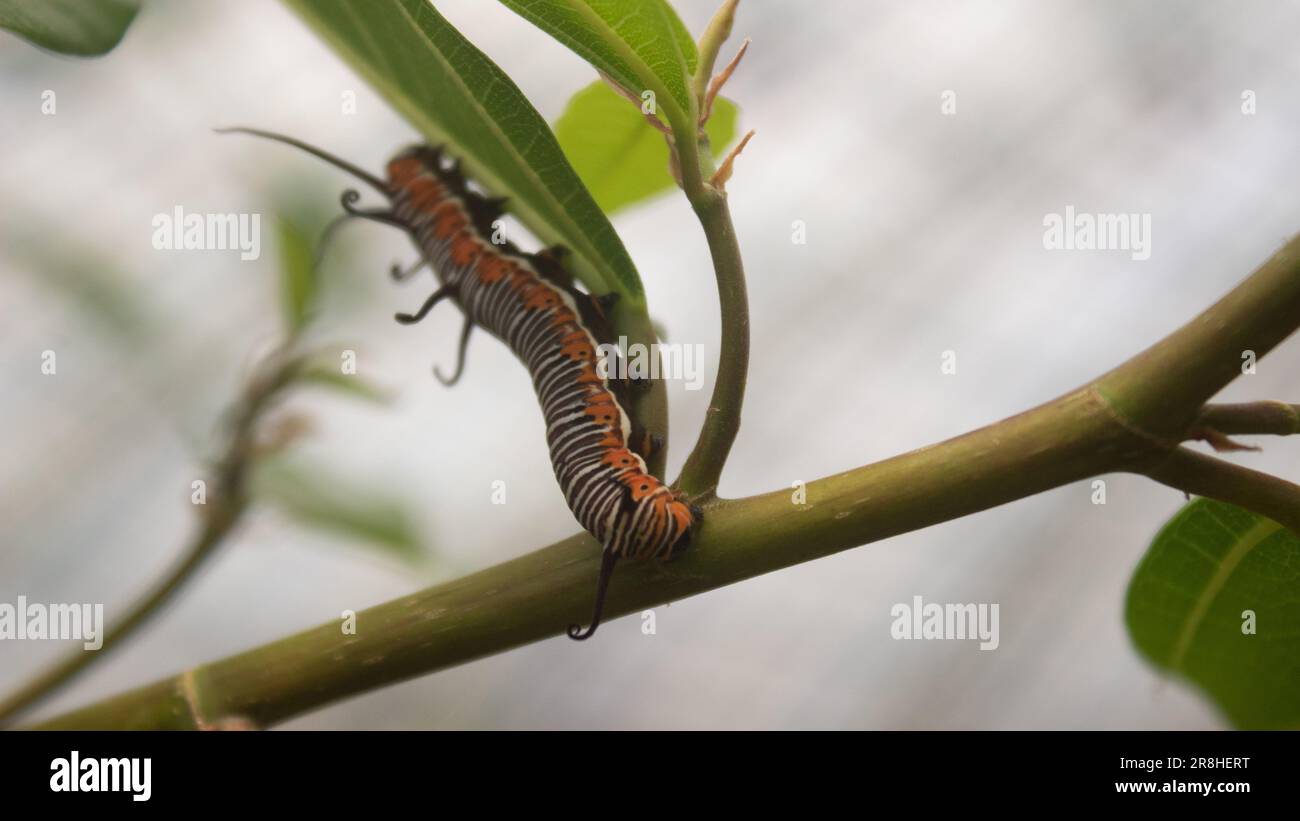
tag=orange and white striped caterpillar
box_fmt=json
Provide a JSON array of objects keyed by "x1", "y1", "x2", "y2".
[{"x1": 220, "y1": 129, "x2": 697, "y2": 639}]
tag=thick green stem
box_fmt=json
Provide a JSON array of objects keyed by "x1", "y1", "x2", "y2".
[
  {"x1": 675, "y1": 189, "x2": 749, "y2": 498},
  {"x1": 31, "y1": 232, "x2": 1300, "y2": 730},
  {"x1": 32, "y1": 386, "x2": 1141, "y2": 730},
  {"x1": 1095, "y1": 237, "x2": 1300, "y2": 439}
]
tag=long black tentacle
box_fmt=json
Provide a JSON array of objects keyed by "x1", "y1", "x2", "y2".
[
  {"x1": 435, "y1": 317, "x2": 475, "y2": 386},
  {"x1": 567, "y1": 550, "x2": 619, "y2": 641},
  {"x1": 215, "y1": 126, "x2": 388, "y2": 193},
  {"x1": 395, "y1": 286, "x2": 454, "y2": 325}
]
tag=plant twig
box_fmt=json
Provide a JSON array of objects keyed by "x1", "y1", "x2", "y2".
[
  {"x1": 31, "y1": 232, "x2": 1300, "y2": 730},
  {"x1": 1138, "y1": 446, "x2": 1300, "y2": 535},
  {"x1": 0, "y1": 350, "x2": 302, "y2": 727},
  {"x1": 1195, "y1": 401, "x2": 1300, "y2": 437}
]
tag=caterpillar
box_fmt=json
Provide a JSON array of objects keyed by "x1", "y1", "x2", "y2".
[{"x1": 219, "y1": 128, "x2": 697, "y2": 640}]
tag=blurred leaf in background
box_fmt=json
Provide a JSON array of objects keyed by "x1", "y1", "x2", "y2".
[
  {"x1": 555, "y1": 81, "x2": 738, "y2": 214},
  {"x1": 277, "y1": 216, "x2": 318, "y2": 334},
  {"x1": 11, "y1": 239, "x2": 159, "y2": 350},
  {"x1": 251, "y1": 455, "x2": 427, "y2": 568},
  {"x1": 0, "y1": 0, "x2": 140, "y2": 56},
  {"x1": 1126, "y1": 498, "x2": 1300, "y2": 729},
  {"x1": 295, "y1": 362, "x2": 392, "y2": 405}
]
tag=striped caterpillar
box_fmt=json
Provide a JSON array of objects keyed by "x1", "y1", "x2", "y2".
[{"x1": 220, "y1": 128, "x2": 697, "y2": 640}]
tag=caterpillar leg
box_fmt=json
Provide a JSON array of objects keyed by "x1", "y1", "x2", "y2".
[
  {"x1": 530, "y1": 245, "x2": 575, "y2": 291},
  {"x1": 390, "y1": 258, "x2": 427, "y2": 282},
  {"x1": 567, "y1": 549, "x2": 619, "y2": 641},
  {"x1": 339, "y1": 188, "x2": 406, "y2": 229},
  {"x1": 626, "y1": 423, "x2": 662, "y2": 461},
  {"x1": 395, "y1": 285, "x2": 455, "y2": 325},
  {"x1": 593, "y1": 291, "x2": 619, "y2": 318},
  {"x1": 479, "y1": 196, "x2": 509, "y2": 220},
  {"x1": 434, "y1": 316, "x2": 475, "y2": 386}
]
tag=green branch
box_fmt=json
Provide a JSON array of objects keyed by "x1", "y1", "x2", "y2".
[
  {"x1": 674, "y1": 189, "x2": 749, "y2": 498},
  {"x1": 1196, "y1": 401, "x2": 1300, "y2": 437},
  {"x1": 1138, "y1": 447, "x2": 1300, "y2": 535},
  {"x1": 1095, "y1": 238, "x2": 1300, "y2": 439},
  {"x1": 671, "y1": 0, "x2": 749, "y2": 498},
  {"x1": 30, "y1": 232, "x2": 1300, "y2": 730}
]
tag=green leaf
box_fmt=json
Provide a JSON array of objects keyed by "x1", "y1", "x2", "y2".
[
  {"x1": 11, "y1": 240, "x2": 157, "y2": 348},
  {"x1": 499, "y1": 0, "x2": 698, "y2": 128},
  {"x1": 1126, "y1": 498, "x2": 1300, "y2": 729},
  {"x1": 252, "y1": 457, "x2": 426, "y2": 566},
  {"x1": 0, "y1": 0, "x2": 139, "y2": 56},
  {"x1": 296, "y1": 365, "x2": 392, "y2": 404},
  {"x1": 281, "y1": 0, "x2": 644, "y2": 302},
  {"x1": 277, "y1": 217, "x2": 317, "y2": 333},
  {"x1": 556, "y1": 80, "x2": 737, "y2": 214}
]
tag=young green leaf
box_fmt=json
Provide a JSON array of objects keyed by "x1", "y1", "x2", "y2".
[
  {"x1": 282, "y1": 0, "x2": 644, "y2": 303},
  {"x1": 277, "y1": 217, "x2": 317, "y2": 333},
  {"x1": 1126, "y1": 498, "x2": 1300, "y2": 729},
  {"x1": 11, "y1": 239, "x2": 158, "y2": 348},
  {"x1": 499, "y1": 0, "x2": 699, "y2": 131},
  {"x1": 555, "y1": 80, "x2": 738, "y2": 214},
  {"x1": 296, "y1": 365, "x2": 392, "y2": 405},
  {"x1": 0, "y1": 0, "x2": 139, "y2": 56},
  {"x1": 252, "y1": 457, "x2": 426, "y2": 566}
]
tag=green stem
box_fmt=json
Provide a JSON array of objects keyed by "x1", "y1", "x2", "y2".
[
  {"x1": 1138, "y1": 446, "x2": 1300, "y2": 535},
  {"x1": 1095, "y1": 237, "x2": 1300, "y2": 439},
  {"x1": 31, "y1": 230, "x2": 1300, "y2": 730},
  {"x1": 1196, "y1": 401, "x2": 1300, "y2": 437},
  {"x1": 675, "y1": 189, "x2": 749, "y2": 498}
]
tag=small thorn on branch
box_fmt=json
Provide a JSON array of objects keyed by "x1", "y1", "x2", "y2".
[
  {"x1": 702, "y1": 37, "x2": 750, "y2": 126},
  {"x1": 710, "y1": 129, "x2": 755, "y2": 190},
  {"x1": 1188, "y1": 426, "x2": 1262, "y2": 453}
]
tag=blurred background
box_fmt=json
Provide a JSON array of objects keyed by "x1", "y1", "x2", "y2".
[{"x1": 3, "y1": 0, "x2": 1299, "y2": 729}]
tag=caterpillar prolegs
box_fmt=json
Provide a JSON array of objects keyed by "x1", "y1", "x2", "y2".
[{"x1": 219, "y1": 129, "x2": 697, "y2": 639}]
